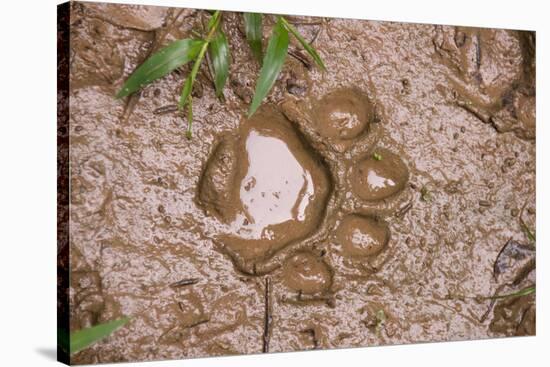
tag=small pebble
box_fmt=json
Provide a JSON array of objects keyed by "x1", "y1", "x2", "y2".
[
  {"x1": 479, "y1": 200, "x2": 491, "y2": 207},
  {"x1": 511, "y1": 208, "x2": 519, "y2": 217}
]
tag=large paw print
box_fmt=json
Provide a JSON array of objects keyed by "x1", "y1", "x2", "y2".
[{"x1": 196, "y1": 87, "x2": 410, "y2": 296}]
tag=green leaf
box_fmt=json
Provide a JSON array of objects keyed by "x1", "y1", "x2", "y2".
[
  {"x1": 248, "y1": 18, "x2": 289, "y2": 117},
  {"x1": 116, "y1": 39, "x2": 205, "y2": 98},
  {"x1": 210, "y1": 30, "x2": 230, "y2": 97},
  {"x1": 70, "y1": 317, "x2": 130, "y2": 355},
  {"x1": 281, "y1": 17, "x2": 325, "y2": 71},
  {"x1": 243, "y1": 13, "x2": 263, "y2": 63}
]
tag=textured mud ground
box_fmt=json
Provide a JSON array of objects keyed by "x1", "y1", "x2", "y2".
[{"x1": 63, "y1": 2, "x2": 536, "y2": 364}]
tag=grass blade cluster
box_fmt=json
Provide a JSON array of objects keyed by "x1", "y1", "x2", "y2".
[{"x1": 116, "y1": 11, "x2": 326, "y2": 136}]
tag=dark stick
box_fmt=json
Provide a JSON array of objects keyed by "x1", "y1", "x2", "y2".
[
  {"x1": 263, "y1": 277, "x2": 272, "y2": 353},
  {"x1": 395, "y1": 202, "x2": 413, "y2": 218},
  {"x1": 170, "y1": 278, "x2": 200, "y2": 288},
  {"x1": 309, "y1": 26, "x2": 322, "y2": 45},
  {"x1": 153, "y1": 104, "x2": 178, "y2": 115},
  {"x1": 280, "y1": 292, "x2": 336, "y2": 308},
  {"x1": 288, "y1": 48, "x2": 312, "y2": 70},
  {"x1": 186, "y1": 317, "x2": 209, "y2": 329}
]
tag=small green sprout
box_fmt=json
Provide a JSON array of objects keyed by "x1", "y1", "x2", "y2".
[
  {"x1": 375, "y1": 309, "x2": 386, "y2": 334},
  {"x1": 420, "y1": 186, "x2": 431, "y2": 202}
]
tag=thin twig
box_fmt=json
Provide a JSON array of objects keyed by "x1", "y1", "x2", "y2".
[
  {"x1": 281, "y1": 291, "x2": 336, "y2": 308},
  {"x1": 395, "y1": 202, "x2": 413, "y2": 218},
  {"x1": 288, "y1": 48, "x2": 312, "y2": 70},
  {"x1": 153, "y1": 104, "x2": 178, "y2": 115},
  {"x1": 309, "y1": 26, "x2": 322, "y2": 45},
  {"x1": 263, "y1": 277, "x2": 272, "y2": 353},
  {"x1": 185, "y1": 317, "x2": 209, "y2": 329},
  {"x1": 170, "y1": 278, "x2": 200, "y2": 288}
]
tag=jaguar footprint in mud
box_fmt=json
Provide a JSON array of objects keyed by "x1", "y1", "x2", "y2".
[
  {"x1": 197, "y1": 107, "x2": 332, "y2": 274},
  {"x1": 64, "y1": 4, "x2": 537, "y2": 362}
]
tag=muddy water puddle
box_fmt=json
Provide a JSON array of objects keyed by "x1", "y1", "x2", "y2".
[
  {"x1": 64, "y1": 2, "x2": 536, "y2": 364},
  {"x1": 198, "y1": 107, "x2": 331, "y2": 271}
]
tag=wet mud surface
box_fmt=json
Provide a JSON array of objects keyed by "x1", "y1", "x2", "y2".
[{"x1": 65, "y1": 2, "x2": 536, "y2": 364}]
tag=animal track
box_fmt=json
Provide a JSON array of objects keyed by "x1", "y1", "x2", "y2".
[
  {"x1": 433, "y1": 26, "x2": 536, "y2": 140},
  {"x1": 197, "y1": 87, "x2": 410, "y2": 281}
]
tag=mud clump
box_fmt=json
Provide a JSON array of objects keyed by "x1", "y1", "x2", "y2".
[
  {"x1": 435, "y1": 27, "x2": 536, "y2": 140},
  {"x1": 490, "y1": 293, "x2": 535, "y2": 336},
  {"x1": 174, "y1": 292, "x2": 205, "y2": 328},
  {"x1": 197, "y1": 138, "x2": 238, "y2": 222},
  {"x1": 335, "y1": 215, "x2": 389, "y2": 258},
  {"x1": 282, "y1": 252, "x2": 332, "y2": 294},
  {"x1": 197, "y1": 107, "x2": 331, "y2": 271},
  {"x1": 514, "y1": 94, "x2": 536, "y2": 140},
  {"x1": 350, "y1": 149, "x2": 409, "y2": 202}
]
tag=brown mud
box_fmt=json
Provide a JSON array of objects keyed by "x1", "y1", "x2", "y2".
[{"x1": 65, "y1": 2, "x2": 536, "y2": 364}]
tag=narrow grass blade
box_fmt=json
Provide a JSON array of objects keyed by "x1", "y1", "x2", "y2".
[
  {"x1": 70, "y1": 317, "x2": 130, "y2": 354},
  {"x1": 521, "y1": 222, "x2": 536, "y2": 242},
  {"x1": 207, "y1": 10, "x2": 221, "y2": 31},
  {"x1": 281, "y1": 17, "x2": 325, "y2": 71},
  {"x1": 243, "y1": 13, "x2": 263, "y2": 63},
  {"x1": 116, "y1": 39, "x2": 205, "y2": 98},
  {"x1": 248, "y1": 18, "x2": 289, "y2": 117},
  {"x1": 179, "y1": 42, "x2": 208, "y2": 110},
  {"x1": 489, "y1": 286, "x2": 536, "y2": 300},
  {"x1": 186, "y1": 97, "x2": 194, "y2": 140},
  {"x1": 210, "y1": 30, "x2": 230, "y2": 97}
]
